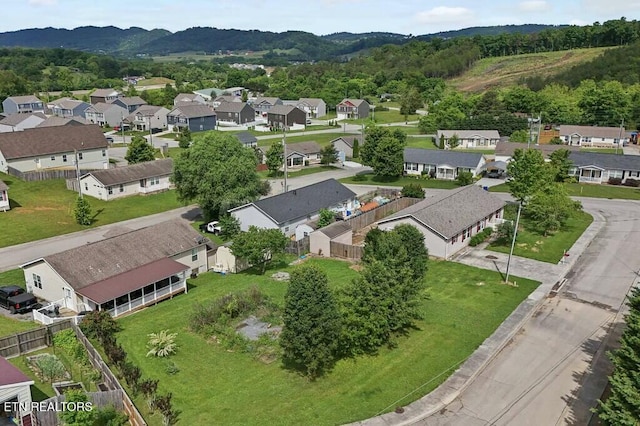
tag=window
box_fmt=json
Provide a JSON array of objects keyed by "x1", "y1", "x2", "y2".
[
  {"x1": 150, "y1": 177, "x2": 160, "y2": 186},
  {"x1": 405, "y1": 162, "x2": 418, "y2": 171},
  {"x1": 78, "y1": 152, "x2": 83, "y2": 160},
  {"x1": 191, "y1": 248, "x2": 198, "y2": 262},
  {"x1": 62, "y1": 154, "x2": 67, "y2": 162},
  {"x1": 50, "y1": 155, "x2": 55, "y2": 161},
  {"x1": 452, "y1": 235, "x2": 458, "y2": 244},
  {"x1": 119, "y1": 184, "x2": 124, "y2": 193},
  {"x1": 108, "y1": 186, "x2": 113, "y2": 195},
  {"x1": 477, "y1": 221, "x2": 481, "y2": 232},
  {"x1": 33, "y1": 273, "x2": 42, "y2": 289},
  {"x1": 609, "y1": 170, "x2": 623, "y2": 179},
  {"x1": 630, "y1": 171, "x2": 640, "y2": 178},
  {"x1": 84, "y1": 183, "x2": 88, "y2": 191},
  {"x1": 102, "y1": 149, "x2": 106, "y2": 157},
  {"x1": 284, "y1": 226, "x2": 290, "y2": 232}
]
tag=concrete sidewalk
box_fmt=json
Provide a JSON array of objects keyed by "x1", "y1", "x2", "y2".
[{"x1": 352, "y1": 207, "x2": 606, "y2": 425}]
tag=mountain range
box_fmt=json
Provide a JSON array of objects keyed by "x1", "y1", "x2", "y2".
[{"x1": 0, "y1": 24, "x2": 560, "y2": 60}]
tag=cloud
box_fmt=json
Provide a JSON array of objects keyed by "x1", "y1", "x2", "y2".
[
  {"x1": 518, "y1": 1, "x2": 550, "y2": 12},
  {"x1": 28, "y1": 0, "x2": 57, "y2": 5},
  {"x1": 582, "y1": 0, "x2": 640, "y2": 13},
  {"x1": 415, "y1": 6, "x2": 474, "y2": 24}
]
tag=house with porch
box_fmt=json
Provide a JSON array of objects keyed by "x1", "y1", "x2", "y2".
[
  {"x1": 559, "y1": 125, "x2": 628, "y2": 147},
  {"x1": 90, "y1": 89, "x2": 121, "y2": 105},
  {"x1": 214, "y1": 102, "x2": 255, "y2": 125},
  {"x1": 252, "y1": 97, "x2": 283, "y2": 117},
  {"x1": 336, "y1": 99, "x2": 369, "y2": 120},
  {"x1": 494, "y1": 141, "x2": 580, "y2": 163},
  {"x1": 0, "y1": 179, "x2": 9, "y2": 211},
  {"x1": 21, "y1": 220, "x2": 211, "y2": 318},
  {"x1": 167, "y1": 104, "x2": 216, "y2": 133},
  {"x1": 124, "y1": 105, "x2": 170, "y2": 131},
  {"x1": 109, "y1": 96, "x2": 147, "y2": 114},
  {"x1": 0, "y1": 113, "x2": 47, "y2": 133},
  {"x1": 2, "y1": 95, "x2": 45, "y2": 115},
  {"x1": 297, "y1": 98, "x2": 327, "y2": 118},
  {"x1": 230, "y1": 179, "x2": 357, "y2": 239},
  {"x1": 48, "y1": 98, "x2": 91, "y2": 118},
  {"x1": 267, "y1": 105, "x2": 306, "y2": 129},
  {"x1": 377, "y1": 185, "x2": 505, "y2": 259},
  {"x1": 84, "y1": 103, "x2": 128, "y2": 127},
  {"x1": 437, "y1": 129, "x2": 500, "y2": 149},
  {"x1": 0, "y1": 125, "x2": 109, "y2": 173},
  {"x1": 403, "y1": 148, "x2": 485, "y2": 180},
  {"x1": 568, "y1": 151, "x2": 640, "y2": 184},
  {"x1": 0, "y1": 356, "x2": 34, "y2": 426},
  {"x1": 79, "y1": 158, "x2": 173, "y2": 200},
  {"x1": 285, "y1": 141, "x2": 322, "y2": 167}
]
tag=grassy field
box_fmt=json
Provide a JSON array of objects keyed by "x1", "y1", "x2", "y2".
[
  {"x1": 344, "y1": 109, "x2": 420, "y2": 125},
  {"x1": 340, "y1": 174, "x2": 460, "y2": 189},
  {"x1": 450, "y1": 47, "x2": 612, "y2": 92},
  {"x1": 258, "y1": 165, "x2": 340, "y2": 179},
  {"x1": 0, "y1": 173, "x2": 185, "y2": 248},
  {"x1": 115, "y1": 259, "x2": 538, "y2": 425},
  {"x1": 135, "y1": 77, "x2": 175, "y2": 87},
  {"x1": 580, "y1": 148, "x2": 622, "y2": 154},
  {"x1": 406, "y1": 137, "x2": 438, "y2": 149},
  {"x1": 491, "y1": 182, "x2": 640, "y2": 200},
  {"x1": 487, "y1": 208, "x2": 593, "y2": 263}
]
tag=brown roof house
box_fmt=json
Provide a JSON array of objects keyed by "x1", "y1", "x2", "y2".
[
  {"x1": 560, "y1": 125, "x2": 628, "y2": 147},
  {"x1": 285, "y1": 141, "x2": 322, "y2": 167},
  {"x1": 310, "y1": 221, "x2": 353, "y2": 257},
  {"x1": 377, "y1": 185, "x2": 506, "y2": 259},
  {"x1": 90, "y1": 88, "x2": 121, "y2": 105},
  {"x1": 22, "y1": 220, "x2": 212, "y2": 319},
  {"x1": 0, "y1": 356, "x2": 34, "y2": 426},
  {"x1": 79, "y1": 158, "x2": 173, "y2": 200},
  {"x1": 267, "y1": 105, "x2": 306, "y2": 130},
  {"x1": 0, "y1": 179, "x2": 9, "y2": 211},
  {"x1": 0, "y1": 125, "x2": 109, "y2": 173},
  {"x1": 0, "y1": 112, "x2": 47, "y2": 133}
]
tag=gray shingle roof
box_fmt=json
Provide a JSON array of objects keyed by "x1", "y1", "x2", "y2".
[
  {"x1": 5, "y1": 95, "x2": 41, "y2": 104},
  {"x1": 287, "y1": 141, "x2": 321, "y2": 155},
  {"x1": 33, "y1": 219, "x2": 209, "y2": 290},
  {"x1": 0, "y1": 180, "x2": 7, "y2": 191},
  {"x1": 168, "y1": 104, "x2": 216, "y2": 119},
  {"x1": 268, "y1": 105, "x2": 300, "y2": 116},
  {"x1": 338, "y1": 98, "x2": 368, "y2": 107},
  {"x1": 331, "y1": 135, "x2": 363, "y2": 148},
  {"x1": 91, "y1": 89, "x2": 120, "y2": 98},
  {"x1": 298, "y1": 98, "x2": 324, "y2": 107},
  {"x1": 214, "y1": 102, "x2": 252, "y2": 113},
  {"x1": 83, "y1": 159, "x2": 173, "y2": 186},
  {"x1": 254, "y1": 97, "x2": 281, "y2": 106},
  {"x1": 0, "y1": 125, "x2": 108, "y2": 159},
  {"x1": 233, "y1": 179, "x2": 356, "y2": 225},
  {"x1": 112, "y1": 96, "x2": 146, "y2": 106},
  {"x1": 0, "y1": 112, "x2": 46, "y2": 126},
  {"x1": 560, "y1": 125, "x2": 625, "y2": 139},
  {"x1": 37, "y1": 116, "x2": 88, "y2": 128},
  {"x1": 569, "y1": 151, "x2": 640, "y2": 171},
  {"x1": 379, "y1": 186, "x2": 506, "y2": 239},
  {"x1": 437, "y1": 129, "x2": 500, "y2": 139},
  {"x1": 404, "y1": 148, "x2": 484, "y2": 168},
  {"x1": 234, "y1": 131, "x2": 257, "y2": 145},
  {"x1": 87, "y1": 102, "x2": 124, "y2": 113},
  {"x1": 495, "y1": 141, "x2": 580, "y2": 158},
  {"x1": 319, "y1": 221, "x2": 351, "y2": 239}
]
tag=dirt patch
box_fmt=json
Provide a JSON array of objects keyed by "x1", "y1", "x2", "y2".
[
  {"x1": 34, "y1": 207, "x2": 61, "y2": 211},
  {"x1": 476, "y1": 282, "x2": 485, "y2": 286},
  {"x1": 350, "y1": 264, "x2": 363, "y2": 272}
]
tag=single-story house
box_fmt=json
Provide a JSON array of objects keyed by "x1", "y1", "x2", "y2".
[
  {"x1": 403, "y1": 148, "x2": 485, "y2": 180},
  {"x1": 252, "y1": 97, "x2": 283, "y2": 116},
  {"x1": 310, "y1": 221, "x2": 352, "y2": 257},
  {"x1": 0, "y1": 356, "x2": 34, "y2": 426},
  {"x1": 36, "y1": 116, "x2": 88, "y2": 128},
  {"x1": 48, "y1": 98, "x2": 91, "y2": 118},
  {"x1": 234, "y1": 131, "x2": 258, "y2": 148},
  {"x1": 494, "y1": 141, "x2": 580, "y2": 163},
  {"x1": 568, "y1": 151, "x2": 640, "y2": 184},
  {"x1": 214, "y1": 102, "x2": 255, "y2": 125},
  {"x1": 437, "y1": 130, "x2": 500, "y2": 149},
  {"x1": 267, "y1": 105, "x2": 306, "y2": 129},
  {"x1": 79, "y1": 158, "x2": 173, "y2": 200},
  {"x1": 331, "y1": 135, "x2": 363, "y2": 158},
  {"x1": 90, "y1": 88, "x2": 121, "y2": 105},
  {"x1": 336, "y1": 99, "x2": 369, "y2": 120},
  {"x1": 2, "y1": 95, "x2": 45, "y2": 115},
  {"x1": 560, "y1": 125, "x2": 628, "y2": 147},
  {"x1": 84, "y1": 103, "x2": 128, "y2": 127},
  {"x1": 22, "y1": 220, "x2": 211, "y2": 318},
  {"x1": 109, "y1": 96, "x2": 147, "y2": 114},
  {"x1": 167, "y1": 104, "x2": 216, "y2": 133},
  {"x1": 174, "y1": 93, "x2": 206, "y2": 106},
  {"x1": 297, "y1": 98, "x2": 327, "y2": 118},
  {"x1": 0, "y1": 125, "x2": 109, "y2": 173},
  {"x1": 193, "y1": 88, "x2": 225, "y2": 102},
  {"x1": 0, "y1": 179, "x2": 9, "y2": 211},
  {"x1": 286, "y1": 141, "x2": 322, "y2": 167},
  {"x1": 124, "y1": 105, "x2": 170, "y2": 131},
  {"x1": 377, "y1": 185, "x2": 506, "y2": 259},
  {"x1": 0, "y1": 112, "x2": 47, "y2": 133},
  {"x1": 229, "y1": 178, "x2": 357, "y2": 239}
]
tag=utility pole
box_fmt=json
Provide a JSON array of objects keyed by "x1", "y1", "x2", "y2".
[
  {"x1": 505, "y1": 202, "x2": 522, "y2": 284},
  {"x1": 535, "y1": 113, "x2": 542, "y2": 145},
  {"x1": 616, "y1": 119, "x2": 625, "y2": 155},
  {"x1": 527, "y1": 114, "x2": 533, "y2": 149},
  {"x1": 121, "y1": 113, "x2": 125, "y2": 144},
  {"x1": 74, "y1": 146, "x2": 83, "y2": 199},
  {"x1": 282, "y1": 115, "x2": 288, "y2": 193}
]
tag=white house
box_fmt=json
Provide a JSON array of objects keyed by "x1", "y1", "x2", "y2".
[
  {"x1": 377, "y1": 185, "x2": 506, "y2": 259},
  {"x1": 285, "y1": 141, "x2": 322, "y2": 167},
  {"x1": 403, "y1": 148, "x2": 485, "y2": 180},
  {"x1": 85, "y1": 103, "x2": 128, "y2": 127},
  {"x1": 559, "y1": 125, "x2": 628, "y2": 147},
  {"x1": 568, "y1": 151, "x2": 640, "y2": 184},
  {"x1": 124, "y1": 105, "x2": 170, "y2": 131},
  {"x1": 297, "y1": 98, "x2": 327, "y2": 118},
  {"x1": 0, "y1": 180, "x2": 9, "y2": 211},
  {"x1": 0, "y1": 356, "x2": 34, "y2": 426},
  {"x1": 0, "y1": 112, "x2": 47, "y2": 133},
  {"x1": 22, "y1": 220, "x2": 212, "y2": 319},
  {"x1": 437, "y1": 129, "x2": 500, "y2": 149},
  {"x1": 0, "y1": 125, "x2": 109, "y2": 173},
  {"x1": 230, "y1": 179, "x2": 357, "y2": 239},
  {"x1": 79, "y1": 159, "x2": 173, "y2": 200}
]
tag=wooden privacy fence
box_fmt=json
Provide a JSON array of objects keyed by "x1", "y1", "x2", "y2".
[
  {"x1": 71, "y1": 324, "x2": 147, "y2": 426},
  {"x1": 0, "y1": 320, "x2": 72, "y2": 358},
  {"x1": 345, "y1": 197, "x2": 422, "y2": 231},
  {"x1": 285, "y1": 236, "x2": 310, "y2": 256},
  {"x1": 7, "y1": 166, "x2": 99, "y2": 182},
  {"x1": 33, "y1": 390, "x2": 124, "y2": 426},
  {"x1": 330, "y1": 241, "x2": 363, "y2": 260}
]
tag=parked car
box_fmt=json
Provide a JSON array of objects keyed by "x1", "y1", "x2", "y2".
[
  {"x1": 105, "y1": 136, "x2": 114, "y2": 143},
  {"x1": 0, "y1": 285, "x2": 38, "y2": 314},
  {"x1": 199, "y1": 221, "x2": 222, "y2": 235},
  {"x1": 486, "y1": 170, "x2": 504, "y2": 179}
]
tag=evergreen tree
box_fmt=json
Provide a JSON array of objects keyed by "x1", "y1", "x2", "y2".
[
  {"x1": 281, "y1": 265, "x2": 341, "y2": 379},
  {"x1": 320, "y1": 144, "x2": 339, "y2": 165},
  {"x1": 352, "y1": 138, "x2": 360, "y2": 158},
  {"x1": 73, "y1": 195, "x2": 92, "y2": 225},
  {"x1": 548, "y1": 148, "x2": 573, "y2": 182}
]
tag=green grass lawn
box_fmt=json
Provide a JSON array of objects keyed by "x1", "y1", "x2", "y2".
[
  {"x1": 580, "y1": 148, "x2": 622, "y2": 154},
  {"x1": 340, "y1": 174, "x2": 460, "y2": 189},
  {"x1": 490, "y1": 182, "x2": 640, "y2": 200},
  {"x1": 344, "y1": 109, "x2": 419, "y2": 125},
  {"x1": 406, "y1": 137, "x2": 438, "y2": 149},
  {"x1": 114, "y1": 259, "x2": 538, "y2": 425},
  {"x1": 487, "y1": 209, "x2": 593, "y2": 263},
  {"x1": 389, "y1": 126, "x2": 424, "y2": 136},
  {"x1": 0, "y1": 269, "x2": 40, "y2": 336},
  {"x1": 258, "y1": 165, "x2": 340, "y2": 179},
  {"x1": 0, "y1": 173, "x2": 185, "y2": 248}
]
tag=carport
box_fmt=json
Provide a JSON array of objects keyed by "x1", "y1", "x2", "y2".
[{"x1": 481, "y1": 160, "x2": 508, "y2": 171}]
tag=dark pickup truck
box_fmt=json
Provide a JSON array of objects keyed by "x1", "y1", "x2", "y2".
[{"x1": 0, "y1": 285, "x2": 38, "y2": 314}]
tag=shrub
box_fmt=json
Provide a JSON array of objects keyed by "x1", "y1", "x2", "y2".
[
  {"x1": 146, "y1": 330, "x2": 178, "y2": 358},
  {"x1": 80, "y1": 311, "x2": 121, "y2": 342},
  {"x1": 468, "y1": 228, "x2": 493, "y2": 247},
  {"x1": 609, "y1": 177, "x2": 623, "y2": 185},
  {"x1": 352, "y1": 173, "x2": 367, "y2": 182},
  {"x1": 456, "y1": 171, "x2": 474, "y2": 186},
  {"x1": 53, "y1": 329, "x2": 89, "y2": 366},
  {"x1": 401, "y1": 183, "x2": 425, "y2": 199},
  {"x1": 189, "y1": 286, "x2": 269, "y2": 333},
  {"x1": 623, "y1": 178, "x2": 640, "y2": 187}
]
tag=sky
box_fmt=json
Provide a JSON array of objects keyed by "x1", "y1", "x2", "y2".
[{"x1": 5, "y1": 0, "x2": 640, "y2": 35}]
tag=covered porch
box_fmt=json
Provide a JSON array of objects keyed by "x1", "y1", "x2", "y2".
[
  {"x1": 577, "y1": 166, "x2": 604, "y2": 183},
  {"x1": 436, "y1": 166, "x2": 456, "y2": 180},
  {"x1": 77, "y1": 258, "x2": 189, "y2": 318}
]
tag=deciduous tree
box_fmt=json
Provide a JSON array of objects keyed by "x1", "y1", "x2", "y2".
[
  {"x1": 507, "y1": 148, "x2": 550, "y2": 203},
  {"x1": 548, "y1": 148, "x2": 573, "y2": 182},
  {"x1": 230, "y1": 226, "x2": 288, "y2": 274},
  {"x1": 361, "y1": 126, "x2": 406, "y2": 178},
  {"x1": 525, "y1": 183, "x2": 581, "y2": 236},
  {"x1": 317, "y1": 208, "x2": 334, "y2": 228},
  {"x1": 73, "y1": 195, "x2": 92, "y2": 226},
  {"x1": 125, "y1": 135, "x2": 156, "y2": 164},
  {"x1": 265, "y1": 142, "x2": 284, "y2": 176}
]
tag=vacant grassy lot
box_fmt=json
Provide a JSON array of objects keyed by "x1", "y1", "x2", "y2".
[
  {"x1": 406, "y1": 137, "x2": 438, "y2": 149},
  {"x1": 340, "y1": 174, "x2": 460, "y2": 189},
  {"x1": 487, "y1": 206, "x2": 593, "y2": 263},
  {"x1": 344, "y1": 109, "x2": 419, "y2": 125},
  {"x1": 0, "y1": 173, "x2": 184, "y2": 248},
  {"x1": 580, "y1": 148, "x2": 622, "y2": 155},
  {"x1": 259, "y1": 165, "x2": 340, "y2": 179},
  {"x1": 491, "y1": 182, "x2": 640, "y2": 200},
  {"x1": 115, "y1": 259, "x2": 538, "y2": 425}
]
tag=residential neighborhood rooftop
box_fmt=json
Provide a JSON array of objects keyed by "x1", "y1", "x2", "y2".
[
  {"x1": 287, "y1": 141, "x2": 321, "y2": 155},
  {"x1": 82, "y1": 158, "x2": 173, "y2": 186},
  {"x1": 5, "y1": 95, "x2": 41, "y2": 103},
  {"x1": 0, "y1": 356, "x2": 33, "y2": 387},
  {"x1": 495, "y1": 141, "x2": 580, "y2": 158},
  {"x1": 569, "y1": 151, "x2": 640, "y2": 171},
  {"x1": 37, "y1": 116, "x2": 88, "y2": 128},
  {"x1": 215, "y1": 102, "x2": 249, "y2": 113},
  {"x1": 91, "y1": 88, "x2": 120, "y2": 97},
  {"x1": 331, "y1": 135, "x2": 363, "y2": 148},
  {"x1": 110, "y1": 96, "x2": 146, "y2": 106},
  {"x1": 169, "y1": 104, "x2": 216, "y2": 118},
  {"x1": 559, "y1": 125, "x2": 626, "y2": 139},
  {"x1": 318, "y1": 221, "x2": 352, "y2": 239},
  {"x1": 234, "y1": 131, "x2": 257, "y2": 145},
  {"x1": 0, "y1": 112, "x2": 46, "y2": 126},
  {"x1": 404, "y1": 148, "x2": 484, "y2": 168},
  {"x1": 437, "y1": 130, "x2": 500, "y2": 139},
  {"x1": 268, "y1": 104, "x2": 298, "y2": 115},
  {"x1": 87, "y1": 102, "x2": 122, "y2": 113}
]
